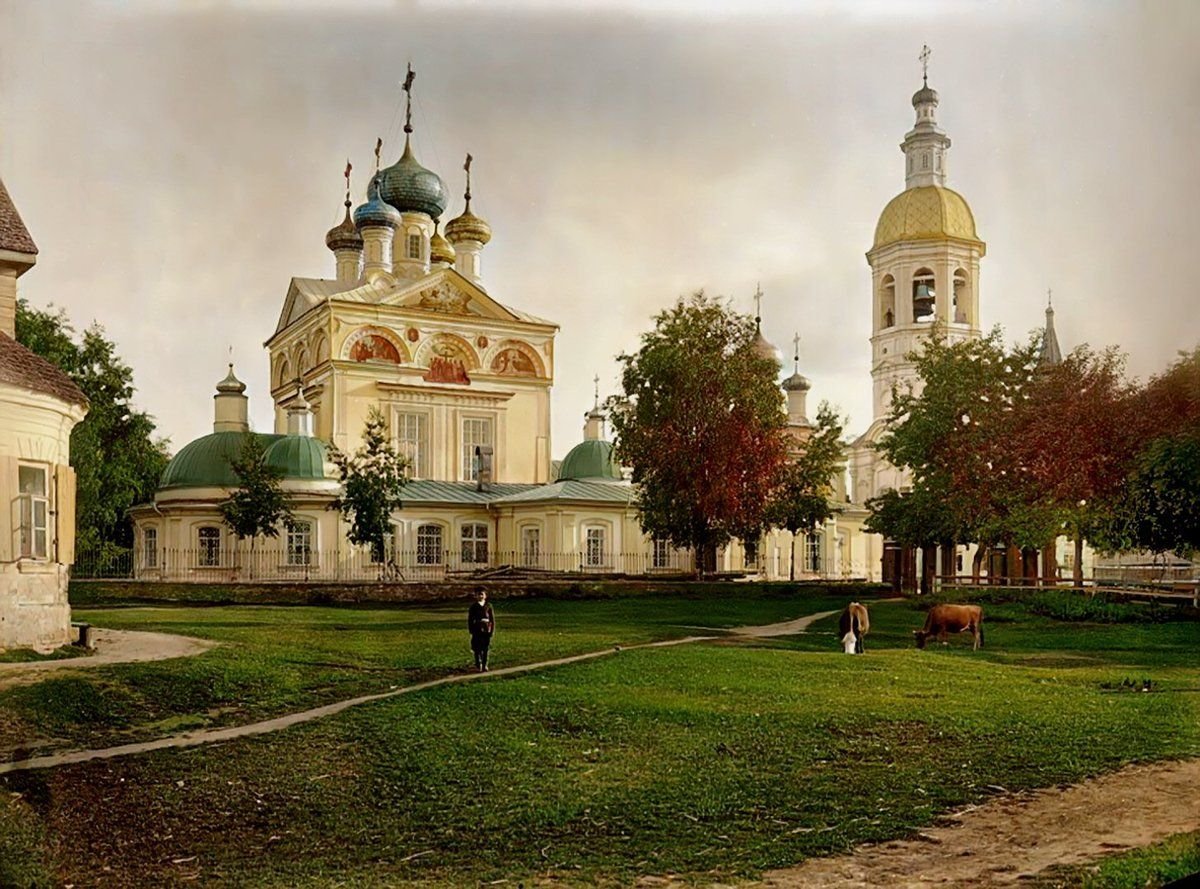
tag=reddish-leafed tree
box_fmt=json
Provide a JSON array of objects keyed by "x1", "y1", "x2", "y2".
[{"x1": 610, "y1": 292, "x2": 789, "y2": 572}]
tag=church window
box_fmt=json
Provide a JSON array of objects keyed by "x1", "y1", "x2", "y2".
[
  {"x1": 462, "y1": 418, "x2": 493, "y2": 481},
  {"x1": 805, "y1": 532, "x2": 822, "y2": 574},
  {"x1": 953, "y1": 269, "x2": 969, "y2": 323},
  {"x1": 912, "y1": 269, "x2": 936, "y2": 322},
  {"x1": 652, "y1": 538, "x2": 671, "y2": 570},
  {"x1": 407, "y1": 233, "x2": 422, "y2": 260},
  {"x1": 880, "y1": 274, "x2": 896, "y2": 329},
  {"x1": 287, "y1": 521, "x2": 313, "y2": 566},
  {"x1": 922, "y1": 153, "x2": 929, "y2": 170},
  {"x1": 417, "y1": 524, "x2": 444, "y2": 565},
  {"x1": 396, "y1": 412, "x2": 430, "y2": 479},
  {"x1": 143, "y1": 527, "x2": 158, "y2": 569},
  {"x1": 17, "y1": 465, "x2": 49, "y2": 559},
  {"x1": 585, "y1": 527, "x2": 607, "y2": 568},
  {"x1": 521, "y1": 526, "x2": 541, "y2": 567},
  {"x1": 461, "y1": 523, "x2": 489, "y2": 565},
  {"x1": 197, "y1": 527, "x2": 221, "y2": 567}
]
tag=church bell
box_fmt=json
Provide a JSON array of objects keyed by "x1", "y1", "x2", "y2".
[{"x1": 913, "y1": 283, "x2": 935, "y2": 319}]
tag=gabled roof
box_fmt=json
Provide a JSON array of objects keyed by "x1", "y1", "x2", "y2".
[
  {"x1": 0, "y1": 332, "x2": 88, "y2": 407},
  {"x1": 0, "y1": 177, "x2": 37, "y2": 257},
  {"x1": 271, "y1": 267, "x2": 557, "y2": 339}
]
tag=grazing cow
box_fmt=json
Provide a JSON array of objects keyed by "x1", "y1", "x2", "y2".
[
  {"x1": 914, "y1": 604, "x2": 984, "y2": 650},
  {"x1": 839, "y1": 602, "x2": 870, "y2": 654}
]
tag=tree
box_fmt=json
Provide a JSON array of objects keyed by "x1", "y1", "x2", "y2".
[
  {"x1": 609, "y1": 292, "x2": 789, "y2": 573},
  {"x1": 328, "y1": 407, "x2": 408, "y2": 561},
  {"x1": 15, "y1": 299, "x2": 171, "y2": 556},
  {"x1": 219, "y1": 433, "x2": 295, "y2": 573},
  {"x1": 766, "y1": 403, "x2": 845, "y2": 581}
]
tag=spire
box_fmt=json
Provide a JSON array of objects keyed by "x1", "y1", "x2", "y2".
[
  {"x1": 584, "y1": 373, "x2": 607, "y2": 441},
  {"x1": 902, "y1": 45, "x2": 951, "y2": 190},
  {"x1": 1039, "y1": 288, "x2": 1063, "y2": 368},
  {"x1": 213, "y1": 363, "x2": 249, "y2": 433}
]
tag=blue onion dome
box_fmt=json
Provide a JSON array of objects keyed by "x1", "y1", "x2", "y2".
[
  {"x1": 430, "y1": 221, "x2": 456, "y2": 265},
  {"x1": 379, "y1": 139, "x2": 448, "y2": 219},
  {"x1": 263, "y1": 435, "x2": 329, "y2": 481},
  {"x1": 558, "y1": 439, "x2": 622, "y2": 481},
  {"x1": 325, "y1": 201, "x2": 363, "y2": 251},
  {"x1": 353, "y1": 174, "x2": 402, "y2": 230},
  {"x1": 445, "y1": 200, "x2": 492, "y2": 246}
]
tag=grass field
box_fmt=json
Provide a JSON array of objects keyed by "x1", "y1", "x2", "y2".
[{"x1": 1, "y1": 586, "x2": 1197, "y2": 888}]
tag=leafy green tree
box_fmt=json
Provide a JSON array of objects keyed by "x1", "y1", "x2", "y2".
[
  {"x1": 220, "y1": 433, "x2": 295, "y2": 572},
  {"x1": 15, "y1": 299, "x2": 170, "y2": 556},
  {"x1": 766, "y1": 403, "x2": 845, "y2": 580},
  {"x1": 328, "y1": 407, "x2": 408, "y2": 561},
  {"x1": 609, "y1": 291, "x2": 789, "y2": 573}
]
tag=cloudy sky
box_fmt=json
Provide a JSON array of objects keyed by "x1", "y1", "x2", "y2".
[{"x1": 2, "y1": 0, "x2": 1197, "y2": 457}]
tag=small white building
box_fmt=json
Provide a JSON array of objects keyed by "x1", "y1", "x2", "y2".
[{"x1": 0, "y1": 175, "x2": 87, "y2": 652}]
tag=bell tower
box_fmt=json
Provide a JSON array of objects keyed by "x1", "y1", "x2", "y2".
[{"x1": 865, "y1": 47, "x2": 986, "y2": 423}]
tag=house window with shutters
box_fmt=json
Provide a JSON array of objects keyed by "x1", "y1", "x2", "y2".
[{"x1": 17, "y1": 465, "x2": 50, "y2": 559}]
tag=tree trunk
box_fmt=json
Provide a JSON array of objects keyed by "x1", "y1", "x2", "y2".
[
  {"x1": 902, "y1": 545, "x2": 918, "y2": 595},
  {"x1": 1073, "y1": 532, "x2": 1084, "y2": 588},
  {"x1": 939, "y1": 543, "x2": 957, "y2": 584},
  {"x1": 789, "y1": 533, "x2": 796, "y2": 582},
  {"x1": 1041, "y1": 541, "x2": 1058, "y2": 587},
  {"x1": 971, "y1": 545, "x2": 984, "y2": 584},
  {"x1": 920, "y1": 543, "x2": 937, "y2": 595},
  {"x1": 1005, "y1": 543, "x2": 1021, "y2": 587}
]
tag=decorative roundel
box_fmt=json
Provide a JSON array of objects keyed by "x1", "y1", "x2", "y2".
[
  {"x1": 406, "y1": 327, "x2": 421, "y2": 343},
  {"x1": 476, "y1": 335, "x2": 489, "y2": 349}
]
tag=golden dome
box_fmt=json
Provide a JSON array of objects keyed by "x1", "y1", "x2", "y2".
[
  {"x1": 430, "y1": 227, "x2": 456, "y2": 265},
  {"x1": 872, "y1": 185, "x2": 983, "y2": 252},
  {"x1": 444, "y1": 208, "x2": 492, "y2": 246}
]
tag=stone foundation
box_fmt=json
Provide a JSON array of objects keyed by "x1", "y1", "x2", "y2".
[{"x1": 0, "y1": 562, "x2": 71, "y2": 653}]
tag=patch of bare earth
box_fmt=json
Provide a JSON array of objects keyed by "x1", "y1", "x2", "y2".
[{"x1": 754, "y1": 758, "x2": 1200, "y2": 888}]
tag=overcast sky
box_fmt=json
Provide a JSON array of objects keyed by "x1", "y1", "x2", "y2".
[{"x1": 2, "y1": 0, "x2": 1198, "y2": 458}]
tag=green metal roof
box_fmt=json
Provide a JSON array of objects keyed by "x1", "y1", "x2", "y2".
[
  {"x1": 160, "y1": 432, "x2": 281, "y2": 489},
  {"x1": 160, "y1": 431, "x2": 332, "y2": 489},
  {"x1": 399, "y1": 480, "x2": 541, "y2": 505},
  {"x1": 558, "y1": 439, "x2": 622, "y2": 481},
  {"x1": 264, "y1": 435, "x2": 329, "y2": 481},
  {"x1": 489, "y1": 478, "x2": 634, "y2": 505}
]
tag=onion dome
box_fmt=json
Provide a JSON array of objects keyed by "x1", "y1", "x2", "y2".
[
  {"x1": 445, "y1": 206, "x2": 491, "y2": 245},
  {"x1": 379, "y1": 139, "x2": 448, "y2": 219},
  {"x1": 263, "y1": 435, "x2": 329, "y2": 481},
  {"x1": 353, "y1": 174, "x2": 402, "y2": 230},
  {"x1": 558, "y1": 439, "x2": 622, "y2": 481},
  {"x1": 215, "y1": 364, "x2": 246, "y2": 394},
  {"x1": 325, "y1": 201, "x2": 363, "y2": 251},
  {"x1": 782, "y1": 371, "x2": 811, "y2": 392},
  {"x1": 912, "y1": 83, "x2": 939, "y2": 108},
  {"x1": 430, "y1": 222, "x2": 456, "y2": 265},
  {"x1": 752, "y1": 326, "x2": 783, "y2": 366}
]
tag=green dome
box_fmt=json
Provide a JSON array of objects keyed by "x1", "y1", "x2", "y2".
[
  {"x1": 558, "y1": 439, "x2": 622, "y2": 481},
  {"x1": 263, "y1": 435, "x2": 329, "y2": 480},
  {"x1": 159, "y1": 432, "x2": 282, "y2": 489}
]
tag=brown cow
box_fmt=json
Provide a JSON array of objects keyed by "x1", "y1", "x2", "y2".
[
  {"x1": 914, "y1": 604, "x2": 984, "y2": 650},
  {"x1": 839, "y1": 602, "x2": 870, "y2": 654}
]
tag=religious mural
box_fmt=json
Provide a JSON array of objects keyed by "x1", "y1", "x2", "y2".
[
  {"x1": 491, "y1": 347, "x2": 538, "y2": 377},
  {"x1": 424, "y1": 356, "x2": 471, "y2": 384},
  {"x1": 344, "y1": 327, "x2": 403, "y2": 364},
  {"x1": 417, "y1": 282, "x2": 471, "y2": 314}
]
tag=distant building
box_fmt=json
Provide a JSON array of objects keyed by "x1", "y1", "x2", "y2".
[{"x1": 0, "y1": 175, "x2": 87, "y2": 651}]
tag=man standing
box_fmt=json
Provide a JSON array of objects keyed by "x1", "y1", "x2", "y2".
[{"x1": 467, "y1": 588, "x2": 495, "y2": 672}]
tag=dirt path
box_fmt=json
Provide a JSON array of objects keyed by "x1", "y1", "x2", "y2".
[
  {"x1": 0, "y1": 628, "x2": 217, "y2": 691},
  {"x1": 755, "y1": 757, "x2": 1200, "y2": 888}
]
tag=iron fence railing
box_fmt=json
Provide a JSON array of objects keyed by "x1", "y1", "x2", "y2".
[{"x1": 72, "y1": 546, "x2": 698, "y2": 583}]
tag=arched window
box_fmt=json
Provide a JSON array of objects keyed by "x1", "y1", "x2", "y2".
[
  {"x1": 805, "y1": 532, "x2": 822, "y2": 573},
  {"x1": 276, "y1": 358, "x2": 292, "y2": 389},
  {"x1": 880, "y1": 275, "x2": 896, "y2": 329},
  {"x1": 287, "y1": 520, "x2": 313, "y2": 566},
  {"x1": 461, "y1": 523, "x2": 489, "y2": 565},
  {"x1": 584, "y1": 526, "x2": 608, "y2": 568},
  {"x1": 407, "y1": 231, "x2": 422, "y2": 260},
  {"x1": 912, "y1": 268, "x2": 936, "y2": 322},
  {"x1": 143, "y1": 527, "x2": 158, "y2": 569},
  {"x1": 521, "y1": 526, "x2": 541, "y2": 567},
  {"x1": 417, "y1": 524, "x2": 443, "y2": 565},
  {"x1": 953, "y1": 269, "x2": 968, "y2": 323},
  {"x1": 197, "y1": 527, "x2": 221, "y2": 567}
]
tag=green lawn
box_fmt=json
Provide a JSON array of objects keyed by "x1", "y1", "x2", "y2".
[{"x1": 1, "y1": 587, "x2": 1197, "y2": 888}]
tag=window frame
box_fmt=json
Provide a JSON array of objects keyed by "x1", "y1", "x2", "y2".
[
  {"x1": 521, "y1": 526, "x2": 541, "y2": 568},
  {"x1": 460, "y1": 522, "x2": 489, "y2": 565},
  {"x1": 416, "y1": 524, "x2": 444, "y2": 566},
  {"x1": 286, "y1": 520, "x2": 314, "y2": 567},
  {"x1": 461, "y1": 416, "x2": 494, "y2": 481},
  {"x1": 17, "y1": 464, "x2": 50, "y2": 560},
  {"x1": 585, "y1": 526, "x2": 607, "y2": 569},
  {"x1": 407, "y1": 232, "x2": 422, "y2": 260},
  {"x1": 197, "y1": 526, "x2": 222, "y2": 568},
  {"x1": 395, "y1": 410, "x2": 431, "y2": 479},
  {"x1": 143, "y1": 527, "x2": 159, "y2": 569}
]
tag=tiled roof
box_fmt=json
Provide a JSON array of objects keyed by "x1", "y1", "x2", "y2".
[
  {"x1": 0, "y1": 332, "x2": 88, "y2": 407},
  {"x1": 0, "y1": 177, "x2": 37, "y2": 256}
]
